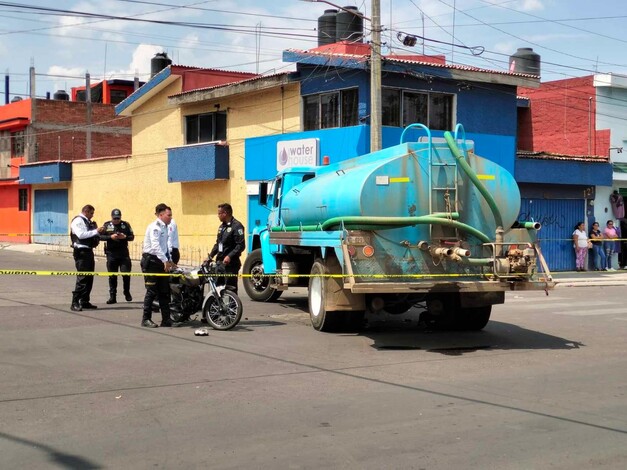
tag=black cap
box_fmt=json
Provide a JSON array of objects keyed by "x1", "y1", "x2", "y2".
[{"x1": 111, "y1": 209, "x2": 122, "y2": 218}]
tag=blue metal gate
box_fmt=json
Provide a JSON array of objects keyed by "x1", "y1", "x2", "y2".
[
  {"x1": 33, "y1": 189, "x2": 68, "y2": 245},
  {"x1": 518, "y1": 198, "x2": 585, "y2": 272}
]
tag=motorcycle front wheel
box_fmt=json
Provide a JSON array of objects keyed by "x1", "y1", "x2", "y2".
[{"x1": 203, "y1": 291, "x2": 243, "y2": 330}]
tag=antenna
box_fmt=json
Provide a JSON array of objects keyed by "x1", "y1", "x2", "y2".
[{"x1": 104, "y1": 42, "x2": 108, "y2": 79}]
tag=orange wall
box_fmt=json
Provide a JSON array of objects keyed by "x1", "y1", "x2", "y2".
[
  {"x1": 0, "y1": 185, "x2": 30, "y2": 243},
  {"x1": 0, "y1": 98, "x2": 31, "y2": 121}
]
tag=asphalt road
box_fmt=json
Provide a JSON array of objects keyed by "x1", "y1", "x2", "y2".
[{"x1": 0, "y1": 250, "x2": 626, "y2": 469}]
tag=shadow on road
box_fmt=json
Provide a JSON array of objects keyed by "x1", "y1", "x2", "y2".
[
  {"x1": 361, "y1": 320, "x2": 584, "y2": 355},
  {"x1": 0, "y1": 431, "x2": 102, "y2": 469}
]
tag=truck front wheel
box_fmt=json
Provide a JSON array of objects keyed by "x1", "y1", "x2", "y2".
[
  {"x1": 243, "y1": 249, "x2": 282, "y2": 302},
  {"x1": 309, "y1": 259, "x2": 341, "y2": 332}
]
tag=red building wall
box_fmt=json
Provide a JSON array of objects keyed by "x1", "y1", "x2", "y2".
[
  {"x1": 518, "y1": 76, "x2": 608, "y2": 156},
  {"x1": 0, "y1": 184, "x2": 30, "y2": 243},
  {"x1": 33, "y1": 100, "x2": 131, "y2": 161}
]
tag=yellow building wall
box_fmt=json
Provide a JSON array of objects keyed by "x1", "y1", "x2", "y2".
[{"x1": 69, "y1": 78, "x2": 301, "y2": 265}]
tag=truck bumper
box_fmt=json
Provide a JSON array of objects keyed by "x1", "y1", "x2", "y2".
[{"x1": 346, "y1": 279, "x2": 555, "y2": 294}]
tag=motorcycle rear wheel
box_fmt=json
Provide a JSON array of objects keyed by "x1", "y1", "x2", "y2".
[{"x1": 203, "y1": 291, "x2": 243, "y2": 330}]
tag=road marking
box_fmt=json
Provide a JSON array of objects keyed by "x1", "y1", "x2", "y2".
[{"x1": 551, "y1": 307, "x2": 627, "y2": 316}]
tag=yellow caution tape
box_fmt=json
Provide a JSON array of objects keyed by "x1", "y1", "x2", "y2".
[{"x1": 0, "y1": 269, "x2": 485, "y2": 279}]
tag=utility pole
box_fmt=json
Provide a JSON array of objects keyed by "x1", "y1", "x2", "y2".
[{"x1": 370, "y1": 0, "x2": 382, "y2": 151}]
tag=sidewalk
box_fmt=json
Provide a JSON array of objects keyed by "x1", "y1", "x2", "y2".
[{"x1": 2, "y1": 242, "x2": 627, "y2": 287}]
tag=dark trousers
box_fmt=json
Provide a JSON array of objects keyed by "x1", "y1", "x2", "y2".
[
  {"x1": 106, "y1": 254, "x2": 132, "y2": 295},
  {"x1": 224, "y1": 262, "x2": 240, "y2": 294},
  {"x1": 141, "y1": 254, "x2": 170, "y2": 322},
  {"x1": 72, "y1": 248, "x2": 95, "y2": 305},
  {"x1": 170, "y1": 247, "x2": 180, "y2": 264}
]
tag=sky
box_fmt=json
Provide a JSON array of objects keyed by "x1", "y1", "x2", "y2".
[{"x1": 0, "y1": 0, "x2": 626, "y2": 100}]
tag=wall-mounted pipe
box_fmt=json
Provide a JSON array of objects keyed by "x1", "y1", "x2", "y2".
[{"x1": 513, "y1": 221, "x2": 541, "y2": 230}]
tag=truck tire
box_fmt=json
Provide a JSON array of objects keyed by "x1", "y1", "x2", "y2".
[
  {"x1": 243, "y1": 249, "x2": 282, "y2": 302},
  {"x1": 457, "y1": 306, "x2": 491, "y2": 331},
  {"x1": 309, "y1": 259, "x2": 341, "y2": 332}
]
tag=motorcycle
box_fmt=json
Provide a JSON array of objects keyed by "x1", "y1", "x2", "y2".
[{"x1": 169, "y1": 261, "x2": 243, "y2": 330}]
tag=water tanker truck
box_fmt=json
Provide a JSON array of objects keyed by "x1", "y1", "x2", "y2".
[{"x1": 244, "y1": 124, "x2": 554, "y2": 332}]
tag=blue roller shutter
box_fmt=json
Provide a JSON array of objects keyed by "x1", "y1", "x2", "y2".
[{"x1": 519, "y1": 198, "x2": 585, "y2": 272}]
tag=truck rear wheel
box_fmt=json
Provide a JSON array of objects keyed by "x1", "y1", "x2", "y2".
[
  {"x1": 243, "y1": 249, "x2": 282, "y2": 302},
  {"x1": 457, "y1": 306, "x2": 491, "y2": 331},
  {"x1": 309, "y1": 259, "x2": 341, "y2": 332}
]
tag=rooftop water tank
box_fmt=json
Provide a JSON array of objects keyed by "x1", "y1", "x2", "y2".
[
  {"x1": 336, "y1": 6, "x2": 363, "y2": 42},
  {"x1": 318, "y1": 9, "x2": 338, "y2": 46},
  {"x1": 151, "y1": 52, "x2": 172, "y2": 78},
  {"x1": 11, "y1": 96, "x2": 22, "y2": 103},
  {"x1": 509, "y1": 47, "x2": 541, "y2": 76},
  {"x1": 53, "y1": 90, "x2": 70, "y2": 101}
]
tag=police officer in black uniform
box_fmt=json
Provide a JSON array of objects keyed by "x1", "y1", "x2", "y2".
[
  {"x1": 101, "y1": 208, "x2": 135, "y2": 304},
  {"x1": 70, "y1": 204, "x2": 105, "y2": 311},
  {"x1": 208, "y1": 203, "x2": 245, "y2": 294}
]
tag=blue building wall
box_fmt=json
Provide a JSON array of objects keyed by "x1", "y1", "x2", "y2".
[
  {"x1": 20, "y1": 162, "x2": 72, "y2": 185},
  {"x1": 516, "y1": 158, "x2": 612, "y2": 186}
]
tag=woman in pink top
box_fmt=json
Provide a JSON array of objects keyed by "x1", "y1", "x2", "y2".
[{"x1": 603, "y1": 220, "x2": 619, "y2": 270}]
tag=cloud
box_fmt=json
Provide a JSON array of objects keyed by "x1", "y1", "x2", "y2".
[
  {"x1": 517, "y1": 0, "x2": 546, "y2": 12},
  {"x1": 45, "y1": 65, "x2": 88, "y2": 95}
]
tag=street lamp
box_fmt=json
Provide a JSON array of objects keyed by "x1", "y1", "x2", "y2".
[{"x1": 609, "y1": 146, "x2": 623, "y2": 158}]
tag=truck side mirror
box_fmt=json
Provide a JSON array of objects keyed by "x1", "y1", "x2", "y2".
[{"x1": 259, "y1": 182, "x2": 268, "y2": 206}]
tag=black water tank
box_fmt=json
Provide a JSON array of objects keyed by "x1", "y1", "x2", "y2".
[
  {"x1": 336, "y1": 6, "x2": 363, "y2": 42},
  {"x1": 318, "y1": 9, "x2": 338, "y2": 46},
  {"x1": 509, "y1": 47, "x2": 541, "y2": 76},
  {"x1": 53, "y1": 90, "x2": 70, "y2": 101},
  {"x1": 11, "y1": 96, "x2": 22, "y2": 103},
  {"x1": 151, "y1": 52, "x2": 172, "y2": 78}
]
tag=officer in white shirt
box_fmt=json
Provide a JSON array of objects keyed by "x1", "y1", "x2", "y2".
[
  {"x1": 167, "y1": 218, "x2": 180, "y2": 264},
  {"x1": 70, "y1": 204, "x2": 105, "y2": 311},
  {"x1": 140, "y1": 203, "x2": 177, "y2": 328}
]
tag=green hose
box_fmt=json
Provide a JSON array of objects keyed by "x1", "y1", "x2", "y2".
[
  {"x1": 443, "y1": 131, "x2": 504, "y2": 228},
  {"x1": 271, "y1": 214, "x2": 491, "y2": 243}
]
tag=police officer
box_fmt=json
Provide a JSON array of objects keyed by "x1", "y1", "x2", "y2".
[
  {"x1": 168, "y1": 217, "x2": 180, "y2": 264},
  {"x1": 208, "y1": 203, "x2": 245, "y2": 294},
  {"x1": 70, "y1": 204, "x2": 105, "y2": 311},
  {"x1": 140, "y1": 203, "x2": 179, "y2": 328},
  {"x1": 101, "y1": 208, "x2": 135, "y2": 304}
]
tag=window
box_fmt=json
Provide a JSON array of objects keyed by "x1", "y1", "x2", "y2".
[
  {"x1": 303, "y1": 88, "x2": 359, "y2": 131},
  {"x1": 382, "y1": 88, "x2": 454, "y2": 130},
  {"x1": 185, "y1": 112, "x2": 227, "y2": 144},
  {"x1": 109, "y1": 89, "x2": 128, "y2": 105},
  {"x1": 18, "y1": 188, "x2": 28, "y2": 211},
  {"x1": 12, "y1": 130, "x2": 25, "y2": 157}
]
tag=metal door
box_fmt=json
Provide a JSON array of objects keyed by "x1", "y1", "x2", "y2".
[
  {"x1": 33, "y1": 189, "x2": 68, "y2": 245},
  {"x1": 519, "y1": 198, "x2": 585, "y2": 272}
]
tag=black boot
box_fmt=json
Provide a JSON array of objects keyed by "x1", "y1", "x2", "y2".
[{"x1": 106, "y1": 294, "x2": 117, "y2": 304}]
